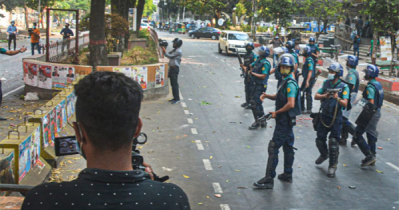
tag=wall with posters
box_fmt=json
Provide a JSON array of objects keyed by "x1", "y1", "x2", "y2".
[
  {"x1": 0, "y1": 150, "x2": 15, "y2": 195},
  {"x1": 380, "y1": 36, "x2": 392, "y2": 61}
]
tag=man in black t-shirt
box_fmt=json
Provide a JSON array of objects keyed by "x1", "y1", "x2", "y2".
[{"x1": 22, "y1": 72, "x2": 191, "y2": 210}]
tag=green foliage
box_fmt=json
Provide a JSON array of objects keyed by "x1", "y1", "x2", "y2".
[
  {"x1": 257, "y1": 0, "x2": 296, "y2": 28},
  {"x1": 235, "y1": 2, "x2": 247, "y2": 18},
  {"x1": 361, "y1": 0, "x2": 399, "y2": 33},
  {"x1": 241, "y1": 24, "x2": 251, "y2": 32},
  {"x1": 144, "y1": 0, "x2": 157, "y2": 18},
  {"x1": 301, "y1": 0, "x2": 346, "y2": 32}
]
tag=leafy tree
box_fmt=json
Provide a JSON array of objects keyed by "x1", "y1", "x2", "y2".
[
  {"x1": 234, "y1": 2, "x2": 246, "y2": 18},
  {"x1": 143, "y1": 0, "x2": 157, "y2": 19},
  {"x1": 257, "y1": 0, "x2": 296, "y2": 30},
  {"x1": 361, "y1": 0, "x2": 399, "y2": 75},
  {"x1": 301, "y1": 0, "x2": 346, "y2": 35}
]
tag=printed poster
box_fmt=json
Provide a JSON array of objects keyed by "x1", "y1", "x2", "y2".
[
  {"x1": 379, "y1": 36, "x2": 392, "y2": 61},
  {"x1": 19, "y1": 136, "x2": 31, "y2": 182},
  {"x1": 31, "y1": 126, "x2": 44, "y2": 168},
  {"x1": 42, "y1": 108, "x2": 56, "y2": 147},
  {"x1": 133, "y1": 66, "x2": 148, "y2": 90},
  {"x1": 0, "y1": 151, "x2": 14, "y2": 195},
  {"x1": 38, "y1": 64, "x2": 53, "y2": 89},
  {"x1": 23, "y1": 62, "x2": 38, "y2": 86},
  {"x1": 113, "y1": 67, "x2": 132, "y2": 78},
  {"x1": 155, "y1": 65, "x2": 165, "y2": 88},
  {"x1": 56, "y1": 100, "x2": 67, "y2": 133},
  {"x1": 66, "y1": 92, "x2": 76, "y2": 120},
  {"x1": 50, "y1": 108, "x2": 57, "y2": 142},
  {"x1": 52, "y1": 66, "x2": 75, "y2": 88},
  {"x1": 42, "y1": 113, "x2": 51, "y2": 147}
]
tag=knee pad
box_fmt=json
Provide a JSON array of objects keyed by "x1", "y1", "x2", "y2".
[{"x1": 316, "y1": 138, "x2": 325, "y2": 148}]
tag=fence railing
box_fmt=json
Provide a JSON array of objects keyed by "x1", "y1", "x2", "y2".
[{"x1": 45, "y1": 33, "x2": 90, "y2": 63}]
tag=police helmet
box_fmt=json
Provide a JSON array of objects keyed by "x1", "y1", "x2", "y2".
[
  {"x1": 11, "y1": 20, "x2": 15, "y2": 24},
  {"x1": 285, "y1": 41, "x2": 295, "y2": 50},
  {"x1": 281, "y1": 47, "x2": 289, "y2": 53},
  {"x1": 346, "y1": 55, "x2": 359, "y2": 67},
  {"x1": 364, "y1": 64, "x2": 379, "y2": 78},
  {"x1": 245, "y1": 42, "x2": 255, "y2": 50},
  {"x1": 172, "y1": 38, "x2": 183, "y2": 48},
  {"x1": 258, "y1": 46, "x2": 270, "y2": 58},
  {"x1": 309, "y1": 37, "x2": 316, "y2": 43},
  {"x1": 327, "y1": 63, "x2": 344, "y2": 76},
  {"x1": 279, "y1": 56, "x2": 294, "y2": 67},
  {"x1": 302, "y1": 46, "x2": 312, "y2": 56}
]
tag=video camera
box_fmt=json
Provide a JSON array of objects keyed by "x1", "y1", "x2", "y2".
[{"x1": 158, "y1": 39, "x2": 168, "y2": 49}]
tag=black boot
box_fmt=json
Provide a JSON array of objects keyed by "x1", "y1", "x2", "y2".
[
  {"x1": 277, "y1": 173, "x2": 292, "y2": 183},
  {"x1": 241, "y1": 102, "x2": 248, "y2": 108},
  {"x1": 245, "y1": 103, "x2": 252, "y2": 109},
  {"x1": 248, "y1": 121, "x2": 260, "y2": 130},
  {"x1": 315, "y1": 155, "x2": 328, "y2": 165},
  {"x1": 253, "y1": 177, "x2": 274, "y2": 189},
  {"x1": 351, "y1": 139, "x2": 357, "y2": 146},
  {"x1": 340, "y1": 126, "x2": 348, "y2": 146},
  {"x1": 361, "y1": 152, "x2": 377, "y2": 167},
  {"x1": 315, "y1": 139, "x2": 328, "y2": 165},
  {"x1": 327, "y1": 138, "x2": 339, "y2": 178}
]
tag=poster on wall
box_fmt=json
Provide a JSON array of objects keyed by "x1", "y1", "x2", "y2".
[
  {"x1": 155, "y1": 65, "x2": 165, "y2": 88},
  {"x1": 66, "y1": 93, "x2": 76, "y2": 120},
  {"x1": 19, "y1": 136, "x2": 31, "y2": 182},
  {"x1": 52, "y1": 66, "x2": 75, "y2": 88},
  {"x1": 56, "y1": 100, "x2": 67, "y2": 133},
  {"x1": 38, "y1": 64, "x2": 53, "y2": 89},
  {"x1": 43, "y1": 113, "x2": 51, "y2": 147},
  {"x1": 31, "y1": 126, "x2": 44, "y2": 168},
  {"x1": 23, "y1": 62, "x2": 38, "y2": 86},
  {"x1": 113, "y1": 67, "x2": 132, "y2": 78},
  {"x1": 50, "y1": 108, "x2": 57, "y2": 142},
  {"x1": 379, "y1": 36, "x2": 392, "y2": 61},
  {"x1": 132, "y1": 67, "x2": 148, "y2": 90},
  {"x1": 0, "y1": 152, "x2": 14, "y2": 195}
]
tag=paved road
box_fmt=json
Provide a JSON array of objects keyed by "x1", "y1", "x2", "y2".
[{"x1": 138, "y1": 31, "x2": 399, "y2": 210}]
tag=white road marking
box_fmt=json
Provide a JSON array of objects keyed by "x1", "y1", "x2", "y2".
[
  {"x1": 386, "y1": 162, "x2": 399, "y2": 172},
  {"x1": 179, "y1": 91, "x2": 184, "y2": 100},
  {"x1": 187, "y1": 118, "x2": 193, "y2": 124},
  {"x1": 191, "y1": 128, "x2": 198, "y2": 134},
  {"x1": 220, "y1": 204, "x2": 231, "y2": 210},
  {"x1": 203, "y1": 159, "x2": 213, "y2": 170},
  {"x1": 195, "y1": 140, "x2": 204, "y2": 150},
  {"x1": 3, "y1": 85, "x2": 24, "y2": 97},
  {"x1": 212, "y1": 182, "x2": 223, "y2": 193},
  {"x1": 181, "y1": 102, "x2": 187, "y2": 108},
  {"x1": 184, "y1": 110, "x2": 190, "y2": 115}
]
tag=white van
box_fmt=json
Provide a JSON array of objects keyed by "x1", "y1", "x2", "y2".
[{"x1": 218, "y1": 31, "x2": 251, "y2": 55}]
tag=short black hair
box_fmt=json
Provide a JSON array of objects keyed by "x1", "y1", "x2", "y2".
[
  {"x1": 74, "y1": 71, "x2": 143, "y2": 151},
  {"x1": 33, "y1": 23, "x2": 37, "y2": 26}
]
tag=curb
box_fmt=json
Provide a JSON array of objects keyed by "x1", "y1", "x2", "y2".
[{"x1": 316, "y1": 66, "x2": 399, "y2": 106}]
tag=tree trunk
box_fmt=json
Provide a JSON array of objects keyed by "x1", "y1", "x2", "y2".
[
  {"x1": 323, "y1": 18, "x2": 328, "y2": 33},
  {"x1": 136, "y1": 0, "x2": 145, "y2": 33},
  {"x1": 111, "y1": 0, "x2": 128, "y2": 53},
  {"x1": 89, "y1": 0, "x2": 109, "y2": 71},
  {"x1": 24, "y1": 4, "x2": 29, "y2": 30}
]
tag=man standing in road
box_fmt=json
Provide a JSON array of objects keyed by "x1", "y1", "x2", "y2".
[
  {"x1": 254, "y1": 55, "x2": 301, "y2": 189},
  {"x1": 30, "y1": 23, "x2": 41, "y2": 55},
  {"x1": 7, "y1": 20, "x2": 18, "y2": 51},
  {"x1": 301, "y1": 46, "x2": 315, "y2": 114},
  {"x1": 314, "y1": 63, "x2": 349, "y2": 178},
  {"x1": 269, "y1": 36, "x2": 283, "y2": 68},
  {"x1": 162, "y1": 38, "x2": 183, "y2": 104},
  {"x1": 60, "y1": 23, "x2": 74, "y2": 54},
  {"x1": 240, "y1": 42, "x2": 258, "y2": 109},
  {"x1": 353, "y1": 64, "x2": 384, "y2": 167},
  {"x1": 247, "y1": 46, "x2": 271, "y2": 130},
  {"x1": 0, "y1": 46, "x2": 27, "y2": 120},
  {"x1": 307, "y1": 37, "x2": 320, "y2": 65},
  {"x1": 353, "y1": 34, "x2": 361, "y2": 58}
]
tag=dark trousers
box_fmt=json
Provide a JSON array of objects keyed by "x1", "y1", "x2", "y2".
[
  {"x1": 354, "y1": 47, "x2": 359, "y2": 57},
  {"x1": 251, "y1": 85, "x2": 266, "y2": 120},
  {"x1": 244, "y1": 74, "x2": 253, "y2": 104},
  {"x1": 61, "y1": 38, "x2": 70, "y2": 53},
  {"x1": 8, "y1": 34, "x2": 16, "y2": 50},
  {"x1": 300, "y1": 78, "x2": 315, "y2": 111},
  {"x1": 31, "y1": 42, "x2": 41, "y2": 55},
  {"x1": 169, "y1": 66, "x2": 180, "y2": 101}
]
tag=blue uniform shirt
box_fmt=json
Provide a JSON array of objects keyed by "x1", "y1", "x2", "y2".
[
  {"x1": 7, "y1": 25, "x2": 17, "y2": 34},
  {"x1": 251, "y1": 58, "x2": 270, "y2": 75},
  {"x1": 366, "y1": 79, "x2": 377, "y2": 100},
  {"x1": 284, "y1": 74, "x2": 299, "y2": 98},
  {"x1": 347, "y1": 68, "x2": 358, "y2": 86},
  {"x1": 302, "y1": 57, "x2": 315, "y2": 79}
]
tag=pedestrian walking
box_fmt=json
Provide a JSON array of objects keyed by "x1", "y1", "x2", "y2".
[
  {"x1": 30, "y1": 23, "x2": 41, "y2": 55},
  {"x1": 353, "y1": 34, "x2": 361, "y2": 57},
  {"x1": 60, "y1": 23, "x2": 74, "y2": 54},
  {"x1": 314, "y1": 63, "x2": 350, "y2": 178},
  {"x1": 254, "y1": 55, "x2": 301, "y2": 189},
  {"x1": 162, "y1": 38, "x2": 183, "y2": 104},
  {"x1": 7, "y1": 20, "x2": 18, "y2": 51},
  {"x1": 0, "y1": 46, "x2": 27, "y2": 120}
]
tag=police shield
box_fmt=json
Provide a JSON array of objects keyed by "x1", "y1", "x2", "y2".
[
  {"x1": 273, "y1": 47, "x2": 285, "y2": 56},
  {"x1": 348, "y1": 98, "x2": 382, "y2": 138}
]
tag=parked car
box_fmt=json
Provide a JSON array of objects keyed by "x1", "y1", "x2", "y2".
[
  {"x1": 188, "y1": 27, "x2": 221, "y2": 40},
  {"x1": 218, "y1": 31, "x2": 252, "y2": 55},
  {"x1": 140, "y1": 23, "x2": 149, "y2": 30}
]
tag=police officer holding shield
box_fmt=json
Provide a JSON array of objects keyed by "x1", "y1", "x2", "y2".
[
  {"x1": 341, "y1": 55, "x2": 360, "y2": 146},
  {"x1": 253, "y1": 55, "x2": 301, "y2": 189},
  {"x1": 353, "y1": 64, "x2": 384, "y2": 167},
  {"x1": 301, "y1": 46, "x2": 316, "y2": 114},
  {"x1": 247, "y1": 46, "x2": 271, "y2": 130},
  {"x1": 314, "y1": 63, "x2": 350, "y2": 178},
  {"x1": 240, "y1": 43, "x2": 258, "y2": 109}
]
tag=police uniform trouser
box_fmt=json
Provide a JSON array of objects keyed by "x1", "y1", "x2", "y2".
[
  {"x1": 300, "y1": 78, "x2": 315, "y2": 111},
  {"x1": 316, "y1": 115, "x2": 342, "y2": 166},
  {"x1": 252, "y1": 85, "x2": 266, "y2": 119},
  {"x1": 244, "y1": 74, "x2": 253, "y2": 104},
  {"x1": 265, "y1": 113, "x2": 295, "y2": 178},
  {"x1": 169, "y1": 66, "x2": 180, "y2": 101}
]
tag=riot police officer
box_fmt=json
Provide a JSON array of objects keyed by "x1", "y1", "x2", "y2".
[
  {"x1": 240, "y1": 43, "x2": 258, "y2": 109},
  {"x1": 271, "y1": 47, "x2": 289, "y2": 87},
  {"x1": 341, "y1": 55, "x2": 360, "y2": 145},
  {"x1": 301, "y1": 46, "x2": 315, "y2": 114},
  {"x1": 285, "y1": 41, "x2": 299, "y2": 81},
  {"x1": 247, "y1": 46, "x2": 271, "y2": 130},
  {"x1": 314, "y1": 63, "x2": 350, "y2": 178},
  {"x1": 253, "y1": 55, "x2": 301, "y2": 189},
  {"x1": 353, "y1": 64, "x2": 384, "y2": 167},
  {"x1": 307, "y1": 37, "x2": 320, "y2": 64}
]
